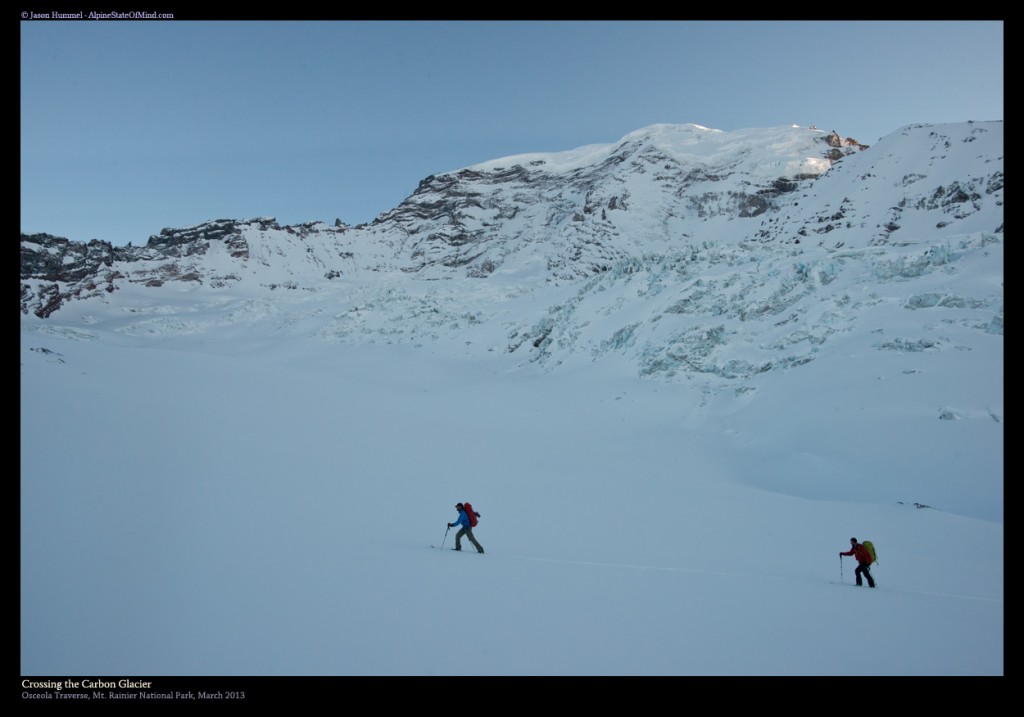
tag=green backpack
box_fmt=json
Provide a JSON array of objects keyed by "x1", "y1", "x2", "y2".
[{"x1": 862, "y1": 540, "x2": 878, "y2": 565}]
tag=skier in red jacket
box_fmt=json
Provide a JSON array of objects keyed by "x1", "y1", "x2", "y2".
[{"x1": 840, "y1": 537, "x2": 876, "y2": 587}]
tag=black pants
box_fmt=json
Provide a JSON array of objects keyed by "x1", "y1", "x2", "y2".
[{"x1": 855, "y1": 563, "x2": 875, "y2": 587}]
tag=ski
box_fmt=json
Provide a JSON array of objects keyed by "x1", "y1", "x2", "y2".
[
  {"x1": 831, "y1": 582, "x2": 879, "y2": 589},
  {"x1": 429, "y1": 545, "x2": 483, "y2": 554}
]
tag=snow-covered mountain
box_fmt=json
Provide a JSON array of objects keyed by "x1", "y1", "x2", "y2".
[
  {"x1": 21, "y1": 121, "x2": 1003, "y2": 391},
  {"x1": 19, "y1": 122, "x2": 1004, "y2": 676}
]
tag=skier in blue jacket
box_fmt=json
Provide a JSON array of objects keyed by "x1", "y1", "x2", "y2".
[{"x1": 448, "y1": 503, "x2": 484, "y2": 553}]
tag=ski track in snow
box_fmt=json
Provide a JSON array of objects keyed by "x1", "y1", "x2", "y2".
[{"x1": 438, "y1": 549, "x2": 1002, "y2": 604}]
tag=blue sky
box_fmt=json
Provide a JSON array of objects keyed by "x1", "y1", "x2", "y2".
[{"x1": 21, "y1": 20, "x2": 1003, "y2": 247}]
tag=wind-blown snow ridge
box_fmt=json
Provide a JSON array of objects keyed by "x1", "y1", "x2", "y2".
[{"x1": 471, "y1": 123, "x2": 833, "y2": 178}]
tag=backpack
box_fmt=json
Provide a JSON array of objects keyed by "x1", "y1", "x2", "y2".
[
  {"x1": 862, "y1": 540, "x2": 878, "y2": 565},
  {"x1": 463, "y1": 502, "x2": 480, "y2": 528}
]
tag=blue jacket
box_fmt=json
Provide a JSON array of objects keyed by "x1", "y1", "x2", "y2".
[{"x1": 451, "y1": 509, "x2": 470, "y2": 530}]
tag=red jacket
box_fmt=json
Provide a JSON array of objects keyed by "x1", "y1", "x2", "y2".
[{"x1": 841, "y1": 543, "x2": 872, "y2": 565}]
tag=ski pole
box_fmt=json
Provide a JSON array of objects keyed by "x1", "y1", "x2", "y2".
[
  {"x1": 441, "y1": 524, "x2": 450, "y2": 551},
  {"x1": 839, "y1": 554, "x2": 843, "y2": 583}
]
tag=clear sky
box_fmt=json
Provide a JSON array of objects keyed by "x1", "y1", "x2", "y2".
[{"x1": 21, "y1": 19, "x2": 1003, "y2": 246}]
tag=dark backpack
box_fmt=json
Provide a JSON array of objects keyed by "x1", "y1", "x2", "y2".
[{"x1": 463, "y1": 502, "x2": 480, "y2": 528}]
